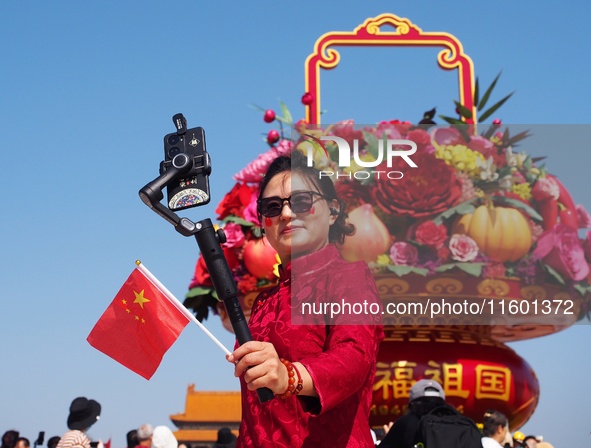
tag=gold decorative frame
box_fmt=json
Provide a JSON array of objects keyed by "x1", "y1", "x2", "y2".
[{"x1": 304, "y1": 13, "x2": 476, "y2": 125}]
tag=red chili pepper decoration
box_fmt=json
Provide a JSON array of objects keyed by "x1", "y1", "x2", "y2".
[{"x1": 538, "y1": 198, "x2": 558, "y2": 230}]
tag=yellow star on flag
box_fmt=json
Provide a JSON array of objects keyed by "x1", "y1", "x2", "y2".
[{"x1": 133, "y1": 289, "x2": 150, "y2": 309}]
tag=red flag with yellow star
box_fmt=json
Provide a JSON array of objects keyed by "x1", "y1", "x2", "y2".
[{"x1": 87, "y1": 267, "x2": 190, "y2": 379}]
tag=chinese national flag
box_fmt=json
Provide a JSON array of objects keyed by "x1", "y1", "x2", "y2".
[{"x1": 87, "y1": 268, "x2": 190, "y2": 379}]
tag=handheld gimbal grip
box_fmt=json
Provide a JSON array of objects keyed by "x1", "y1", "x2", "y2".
[{"x1": 194, "y1": 219, "x2": 274, "y2": 403}]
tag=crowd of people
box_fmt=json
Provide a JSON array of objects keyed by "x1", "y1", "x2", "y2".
[
  {"x1": 0, "y1": 391, "x2": 553, "y2": 448},
  {"x1": 371, "y1": 380, "x2": 552, "y2": 448},
  {"x1": 1, "y1": 397, "x2": 236, "y2": 448}
]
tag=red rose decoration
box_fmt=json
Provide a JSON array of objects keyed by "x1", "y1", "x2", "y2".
[
  {"x1": 190, "y1": 255, "x2": 213, "y2": 289},
  {"x1": 328, "y1": 120, "x2": 364, "y2": 148},
  {"x1": 215, "y1": 182, "x2": 256, "y2": 220},
  {"x1": 335, "y1": 179, "x2": 372, "y2": 209},
  {"x1": 373, "y1": 150, "x2": 462, "y2": 218},
  {"x1": 189, "y1": 247, "x2": 240, "y2": 290},
  {"x1": 406, "y1": 128, "x2": 431, "y2": 147},
  {"x1": 414, "y1": 220, "x2": 448, "y2": 248}
]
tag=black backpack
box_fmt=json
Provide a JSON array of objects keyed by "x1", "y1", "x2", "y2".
[{"x1": 415, "y1": 405, "x2": 483, "y2": 448}]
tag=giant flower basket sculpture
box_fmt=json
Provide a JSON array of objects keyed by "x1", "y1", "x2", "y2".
[{"x1": 184, "y1": 14, "x2": 591, "y2": 430}]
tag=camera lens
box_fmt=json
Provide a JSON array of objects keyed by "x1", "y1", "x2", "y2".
[
  {"x1": 168, "y1": 147, "x2": 181, "y2": 159},
  {"x1": 168, "y1": 135, "x2": 180, "y2": 145}
]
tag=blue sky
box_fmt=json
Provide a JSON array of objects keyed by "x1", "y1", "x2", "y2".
[{"x1": 1, "y1": 1, "x2": 590, "y2": 447}]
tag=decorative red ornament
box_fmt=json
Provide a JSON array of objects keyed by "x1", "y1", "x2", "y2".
[
  {"x1": 493, "y1": 118, "x2": 502, "y2": 126},
  {"x1": 301, "y1": 92, "x2": 314, "y2": 105},
  {"x1": 243, "y1": 238, "x2": 278, "y2": 280},
  {"x1": 267, "y1": 129, "x2": 280, "y2": 145},
  {"x1": 263, "y1": 109, "x2": 276, "y2": 123},
  {"x1": 309, "y1": 206, "x2": 315, "y2": 215},
  {"x1": 371, "y1": 329, "x2": 539, "y2": 430},
  {"x1": 264, "y1": 217, "x2": 273, "y2": 227}
]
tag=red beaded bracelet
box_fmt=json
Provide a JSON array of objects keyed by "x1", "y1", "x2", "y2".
[{"x1": 276, "y1": 358, "x2": 303, "y2": 399}]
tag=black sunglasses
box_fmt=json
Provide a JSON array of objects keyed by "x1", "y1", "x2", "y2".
[{"x1": 258, "y1": 191, "x2": 326, "y2": 218}]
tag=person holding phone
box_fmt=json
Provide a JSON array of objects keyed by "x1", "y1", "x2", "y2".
[{"x1": 227, "y1": 150, "x2": 384, "y2": 447}]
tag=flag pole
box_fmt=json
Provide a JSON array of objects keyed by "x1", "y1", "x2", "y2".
[{"x1": 135, "y1": 260, "x2": 232, "y2": 356}]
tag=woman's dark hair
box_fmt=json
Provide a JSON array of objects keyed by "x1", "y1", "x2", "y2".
[
  {"x1": 257, "y1": 150, "x2": 355, "y2": 244},
  {"x1": 1, "y1": 431, "x2": 20, "y2": 448},
  {"x1": 126, "y1": 430, "x2": 138, "y2": 448},
  {"x1": 482, "y1": 409, "x2": 508, "y2": 437},
  {"x1": 46, "y1": 437, "x2": 61, "y2": 448}
]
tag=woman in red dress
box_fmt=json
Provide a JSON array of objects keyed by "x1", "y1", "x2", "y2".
[{"x1": 227, "y1": 150, "x2": 384, "y2": 447}]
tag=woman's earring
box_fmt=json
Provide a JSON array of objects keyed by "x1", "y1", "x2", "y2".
[{"x1": 329, "y1": 208, "x2": 339, "y2": 216}]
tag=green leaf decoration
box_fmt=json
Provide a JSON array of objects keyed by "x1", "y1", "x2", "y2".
[
  {"x1": 505, "y1": 129, "x2": 532, "y2": 147},
  {"x1": 363, "y1": 130, "x2": 381, "y2": 160},
  {"x1": 435, "y1": 262, "x2": 483, "y2": 276},
  {"x1": 252, "y1": 226, "x2": 264, "y2": 238},
  {"x1": 223, "y1": 215, "x2": 255, "y2": 226},
  {"x1": 249, "y1": 103, "x2": 266, "y2": 113},
  {"x1": 433, "y1": 199, "x2": 478, "y2": 225},
  {"x1": 473, "y1": 78, "x2": 480, "y2": 108},
  {"x1": 477, "y1": 71, "x2": 502, "y2": 112},
  {"x1": 543, "y1": 263, "x2": 565, "y2": 285},
  {"x1": 478, "y1": 92, "x2": 514, "y2": 123},
  {"x1": 455, "y1": 262, "x2": 483, "y2": 276},
  {"x1": 454, "y1": 100, "x2": 473, "y2": 119},
  {"x1": 439, "y1": 115, "x2": 465, "y2": 125},
  {"x1": 574, "y1": 283, "x2": 591, "y2": 297},
  {"x1": 386, "y1": 265, "x2": 430, "y2": 276},
  {"x1": 435, "y1": 263, "x2": 456, "y2": 273},
  {"x1": 492, "y1": 196, "x2": 543, "y2": 221},
  {"x1": 278, "y1": 99, "x2": 293, "y2": 126},
  {"x1": 482, "y1": 123, "x2": 498, "y2": 140},
  {"x1": 185, "y1": 286, "x2": 216, "y2": 298}
]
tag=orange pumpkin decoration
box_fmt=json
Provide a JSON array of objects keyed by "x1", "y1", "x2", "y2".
[{"x1": 452, "y1": 205, "x2": 532, "y2": 262}]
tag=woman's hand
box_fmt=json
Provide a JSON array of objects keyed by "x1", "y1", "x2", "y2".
[{"x1": 227, "y1": 341, "x2": 288, "y2": 394}]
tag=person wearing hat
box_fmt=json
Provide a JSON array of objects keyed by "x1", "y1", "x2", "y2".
[
  {"x1": 56, "y1": 397, "x2": 101, "y2": 448},
  {"x1": 513, "y1": 430, "x2": 526, "y2": 447},
  {"x1": 150, "y1": 427, "x2": 177, "y2": 448},
  {"x1": 379, "y1": 379, "x2": 447, "y2": 448},
  {"x1": 212, "y1": 428, "x2": 236, "y2": 448}
]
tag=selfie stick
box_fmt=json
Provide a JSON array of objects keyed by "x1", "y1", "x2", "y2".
[{"x1": 139, "y1": 145, "x2": 274, "y2": 404}]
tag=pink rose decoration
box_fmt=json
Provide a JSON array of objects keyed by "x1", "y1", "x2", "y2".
[
  {"x1": 233, "y1": 139, "x2": 293, "y2": 184},
  {"x1": 243, "y1": 196, "x2": 261, "y2": 226},
  {"x1": 449, "y1": 234, "x2": 479, "y2": 262},
  {"x1": 533, "y1": 223, "x2": 590, "y2": 281},
  {"x1": 467, "y1": 135, "x2": 495, "y2": 158},
  {"x1": 221, "y1": 222, "x2": 245, "y2": 248},
  {"x1": 432, "y1": 126, "x2": 463, "y2": 146},
  {"x1": 372, "y1": 121, "x2": 403, "y2": 139},
  {"x1": 532, "y1": 177, "x2": 560, "y2": 202},
  {"x1": 584, "y1": 231, "x2": 591, "y2": 262},
  {"x1": 389, "y1": 242, "x2": 419, "y2": 266},
  {"x1": 414, "y1": 220, "x2": 448, "y2": 248}
]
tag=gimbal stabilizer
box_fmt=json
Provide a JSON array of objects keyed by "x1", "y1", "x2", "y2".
[{"x1": 139, "y1": 114, "x2": 274, "y2": 403}]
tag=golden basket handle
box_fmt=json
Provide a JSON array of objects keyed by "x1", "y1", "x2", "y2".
[{"x1": 304, "y1": 13, "x2": 475, "y2": 125}]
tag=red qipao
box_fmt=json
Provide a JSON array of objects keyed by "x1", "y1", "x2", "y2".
[{"x1": 236, "y1": 244, "x2": 385, "y2": 448}]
